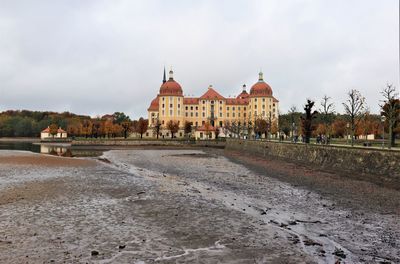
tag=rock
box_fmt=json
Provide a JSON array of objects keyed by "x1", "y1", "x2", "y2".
[
  {"x1": 303, "y1": 238, "x2": 322, "y2": 246},
  {"x1": 137, "y1": 191, "x2": 146, "y2": 195},
  {"x1": 91, "y1": 250, "x2": 99, "y2": 256},
  {"x1": 288, "y1": 220, "x2": 297, "y2": 225},
  {"x1": 119, "y1": 245, "x2": 126, "y2": 249},
  {"x1": 269, "y1": 220, "x2": 279, "y2": 225},
  {"x1": 261, "y1": 211, "x2": 267, "y2": 215},
  {"x1": 333, "y1": 247, "x2": 346, "y2": 258}
]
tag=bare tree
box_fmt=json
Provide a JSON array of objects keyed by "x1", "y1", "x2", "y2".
[
  {"x1": 380, "y1": 84, "x2": 400, "y2": 149},
  {"x1": 319, "y1": 95, "x2": 335, "y2": 143},
  {"x1": 152, "y1": 117, "x2": 161, "y2": 139},
  {"x1": 342, "y1": 89, "x2": 365, "y2": 146},
  {"x1": 300, "y1": 99, "x2": 318, "y2": 143}
]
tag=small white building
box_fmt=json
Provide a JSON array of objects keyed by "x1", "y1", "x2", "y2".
[{"x1": 40, "y1": 127, "x2": 68, "y2": 140}]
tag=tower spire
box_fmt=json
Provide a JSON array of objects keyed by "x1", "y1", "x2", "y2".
[
  {"x1": 163, "y1": 66, "x2": 166, "y2": 83},
  {"x1": 169, "y1": 66, "x2": 174, "y2": 80},
  {"x1": 258, "y1": 70, "x2": 264, "y2": 81}
]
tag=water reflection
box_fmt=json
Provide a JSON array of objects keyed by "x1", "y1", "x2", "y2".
[
  {"x1": 40, "y1": 145, "x2": 72, "y2": 157},
  {"x1": 0, "y1": 141, "x2": 103, "y2": 157}
]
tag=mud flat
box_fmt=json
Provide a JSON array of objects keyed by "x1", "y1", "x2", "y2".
[{"x1": 0, "y1": 149, "x2": 399, "y2": 263}]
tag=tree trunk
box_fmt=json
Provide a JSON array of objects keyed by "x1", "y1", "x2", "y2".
[{"x1": 388, "y1": 123, "x2": 393, "y2": 149}]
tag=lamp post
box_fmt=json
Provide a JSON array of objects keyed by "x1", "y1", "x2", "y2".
[
  {"x1": 381, "y1": 116, "x2": 386, "y2": 149},
  {"x1": 346, "y1": 122, "x2": 350, "y2": 145}
]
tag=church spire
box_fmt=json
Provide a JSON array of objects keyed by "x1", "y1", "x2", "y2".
[{"x1": 162, "y1": 66, "x2": 166, "y2": 83}]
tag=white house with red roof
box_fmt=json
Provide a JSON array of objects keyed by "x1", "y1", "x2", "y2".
[{"x1": 40, "y1": 126, "x2": 68, "y2": 140}]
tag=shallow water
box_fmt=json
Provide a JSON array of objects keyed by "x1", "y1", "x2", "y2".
[{"x1": 0, "y1": 141, "x2": 102, "y2": 157}]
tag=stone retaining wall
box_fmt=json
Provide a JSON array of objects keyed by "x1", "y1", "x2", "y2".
[
  {"x1": 226, "y1": 139, "x2": 400, "y2": 188},
  {"x1": 72, "y1": 139, "x2": 225, "y2": 148}
]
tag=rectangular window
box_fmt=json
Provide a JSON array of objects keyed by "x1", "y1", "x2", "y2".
[
  {"x1": 233, "y1": 113, "x2": 235, "y2": 117},
  {"x1": 262, "y1": 105, "x2": 265, "y2": 109},
  {"x1": 162, "y1": 97, "x2": 165, "y2": 101},
  {"x1": 227, "y1": 113, "x2": 229, "y2": 117},
  {"x1": 219, "y1": 101, "x2": 222, "y2": 104},
  {"x1": 178, "y1": 104, "x2": 180, "y2": 108},
  {"x1": 195, "y1": 106, "x2": 198, "y2": 110},
  {"x1": 191, "y1": 106, "x2": 193, "y2": 110},
  {"x1": 227, "y1": 107, "x2": 230, "y2": 110},
  {"x1": 178, "y1": 110, "x2": 180, "y2": 116},
  {"x1": 191, "y1": 112, "x2": 193, "y2": 117},
  {"x1": 185, "y1": 106, "x2": 188, "y2": 110},
  {"x1": 262, "y1": 98, "x2": 265, "y2": 102},
  {"x1": 195, "y1": 122, "x2": 198, "y2": 126},
  {"x1": 219, "y1": 121, "x2": 223, "y2": 127},
  {"x1": 170, "y1": 104, "x2": 173, "y2": 108},
  {"x1": 219, "y1": 107, "x2": 222, "y2": 111},
  {"x1": 219, "y1": 113, "x2": 222, "y2": 117},
  {"x1": 170, "y1": 110, "x2": 173, "y2": 116},
  {"x1": 195, "y1": 112, "x2": 198, "y2": 117},
  {"x1": 202, "y1": 112, "x2": 205, "y2": 117},
  {"x1": 202, "y1": 107, "x2": 205, "y2": 111},
  {"x1": 186, "y1": 113, "x2": 188, "y2": 117},
  {"x1": 162, "y1": 104, "x2": 165, "y2": 108}
]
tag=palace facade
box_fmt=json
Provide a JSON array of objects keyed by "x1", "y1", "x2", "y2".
[{"x1": 146, "y1": 69, "x2": 279, "y2": 139}]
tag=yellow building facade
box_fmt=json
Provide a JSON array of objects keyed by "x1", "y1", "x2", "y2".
[{"x1": 147, "y1": 69, "x2": 279, "y2": 139}]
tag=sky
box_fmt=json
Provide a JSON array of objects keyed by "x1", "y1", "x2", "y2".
[{"x1": 0, "y1": 0, "x2": 399, "y2": 118}]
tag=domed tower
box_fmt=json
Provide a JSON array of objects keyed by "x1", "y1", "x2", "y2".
[
  {"x1": 158, "y1": 68, "x2": 184, "y2": 129},
  {"x1": 249, "y1": 71, "x2": 278, "y2": 122}
]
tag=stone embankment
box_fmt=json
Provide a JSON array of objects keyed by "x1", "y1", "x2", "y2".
[
  {"x1": 72, "y1": 139, "x2": 225, "y2": 148},
  {"x1": 226, "y1": 139, "x2": 400, "y2": 189}
]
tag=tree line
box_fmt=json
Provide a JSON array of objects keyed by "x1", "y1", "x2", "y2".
[
  {"x1": 278, "y1": 84, "x2": 400, "y2": 148},
  {"x1": 0, "y1": 111, "x2": 149, "y2": 139}
]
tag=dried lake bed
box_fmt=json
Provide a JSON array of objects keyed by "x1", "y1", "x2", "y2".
[{"x1": 0, "y1": 148, "x2": 399, "y2": 263}]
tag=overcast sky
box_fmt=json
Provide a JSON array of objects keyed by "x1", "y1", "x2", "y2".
[{"x1": 0, "y1": 0, "x2": 398, "y2": 118}]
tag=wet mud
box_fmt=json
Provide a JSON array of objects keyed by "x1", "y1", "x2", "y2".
[{"x1": 0, "y1": 149, "x2": 398, "y2": 263}]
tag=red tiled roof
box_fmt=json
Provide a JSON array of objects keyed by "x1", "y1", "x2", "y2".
[
  {"x1": 200, "y1": 87, "x2": 225, "y2": 100},
  {"x1": 250, "y1": 81, "x2": 273, "y2": 97},
  {"x1": 148, "y1": 96, "x2": 159, "y2": 111},
  {"x1": 236, "y1": 90, "x2": 249, "y2": 100},
  {"x1": 225, "y1": 98, "x2": 249, "y2": 105},
  {"x1": 159, "y1": 80, "x2": 183, "y2": 96},
  {"x1": 183, "y1": 97, "x2": 199, "y2": 104},
  {"x1": 41, "y1": 127, "x2": 67, "y2": 133}
]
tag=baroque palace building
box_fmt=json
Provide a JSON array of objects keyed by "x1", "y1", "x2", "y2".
[{"x1": 146, "y1": 68, "x2": 279, "y2": 139}]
